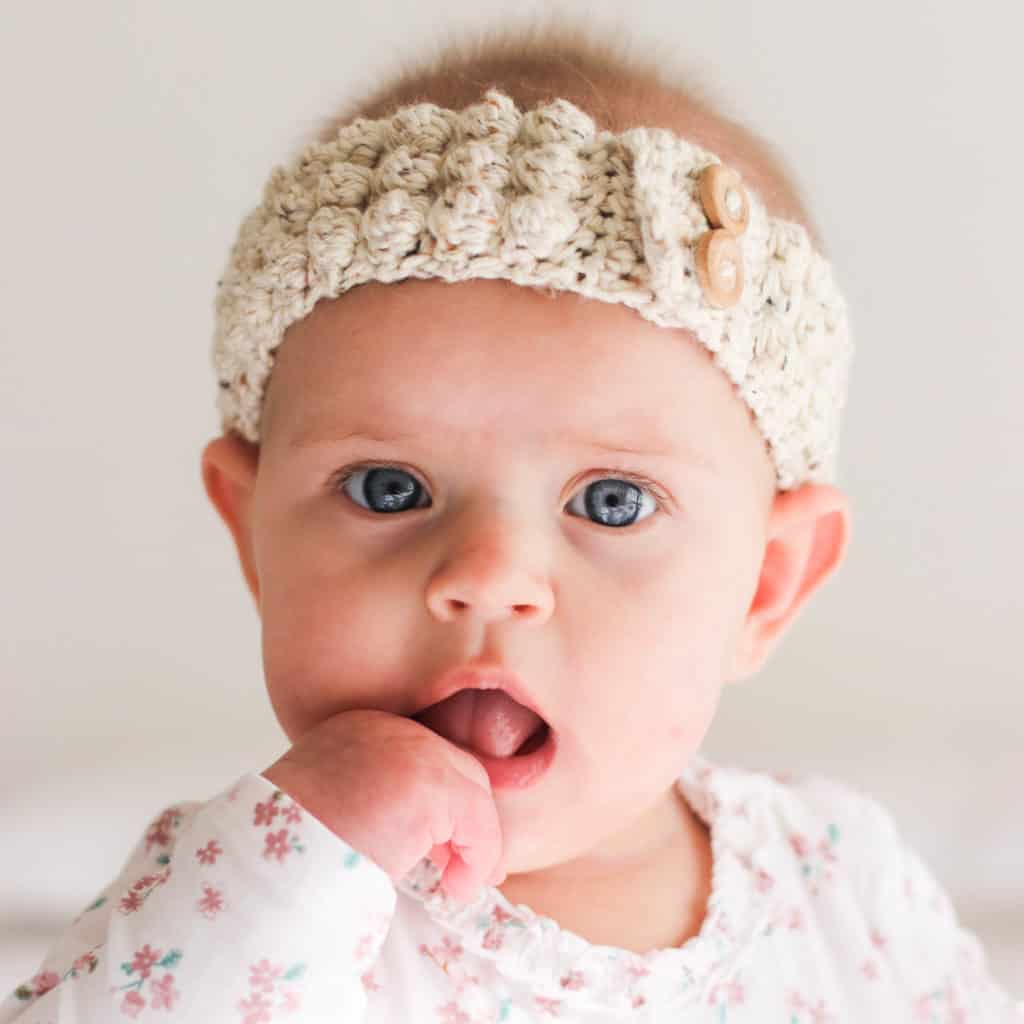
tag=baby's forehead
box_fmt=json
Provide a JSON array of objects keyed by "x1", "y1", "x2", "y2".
[
  {"x1": 271, "y1": 276, "x2": 717, "y2": 422},
  {"x1": 263, "y1": 278, "x2": 772, "y2": 495}
]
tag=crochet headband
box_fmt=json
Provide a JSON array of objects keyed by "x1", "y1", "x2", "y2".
[{"x1": 211, "y1": 88, "x2": 854, "y2": 491}]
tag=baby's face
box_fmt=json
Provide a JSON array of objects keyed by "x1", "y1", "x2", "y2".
[{"x1": 205, "y1": 276, "x2": 780, "y2": 870}]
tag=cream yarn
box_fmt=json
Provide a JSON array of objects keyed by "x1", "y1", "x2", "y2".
[{"x1": 211, "y1": 88, "x2": 854, "y2": 491}]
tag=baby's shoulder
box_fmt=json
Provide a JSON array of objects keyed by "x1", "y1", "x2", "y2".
[
  {"x1": 723, "y1": 763, "x2": 972, "y2": 962},
  {"x1": 714, "y1": 763, "x2": 1019, "y2": 1017},
  {"x1": 746, "y1": 764, "x2": 898, "y2": 860},
  {"x1": 711, "y1": 759, "x2": 896, "y2": 856},
  {"x1": 708, "y1": 759, "x2": 946, "y2": 921}
]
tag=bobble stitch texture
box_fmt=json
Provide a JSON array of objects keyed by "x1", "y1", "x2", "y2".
[{"x1": 211, "y1": 88, "x2": 854, "y2": 491}]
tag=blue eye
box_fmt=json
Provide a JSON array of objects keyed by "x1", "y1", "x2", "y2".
[
  {"x1": 564, "y1": 477, "x2": 659, "y2": 527},
  {"x1": 333, "y1": 463, "x2": 664, "y2": 528},
  {"x1": 337, "y1": 465, "x2": 429, "y2": 515}
]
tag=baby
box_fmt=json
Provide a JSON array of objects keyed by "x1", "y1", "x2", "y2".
[{"x1": 4, "y1": 19, "x2": 1020, "y2": 1024}]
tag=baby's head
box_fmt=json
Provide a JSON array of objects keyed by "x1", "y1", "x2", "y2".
[{"x1": 201, "y1": 21, "x2": 851, "y2": 875}]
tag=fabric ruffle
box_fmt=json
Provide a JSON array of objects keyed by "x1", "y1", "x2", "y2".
[{"x1": 395, "y1": 752, "x2": 781, "y2": 1014}]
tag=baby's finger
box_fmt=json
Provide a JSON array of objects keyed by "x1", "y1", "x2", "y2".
[
  {"x1": 447, "y1": 747, "x2": 493, "y2": 793},
  {"x1": 428, "y1": 842, "x2": 451, "y2": 875},
  {"x1": 443, "y1": 784, "x2": 504, "y2": 900}
]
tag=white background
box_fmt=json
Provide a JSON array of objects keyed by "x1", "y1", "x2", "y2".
[{"x1": 1, "y1": 0, "x2": 1021, "y2": 998}]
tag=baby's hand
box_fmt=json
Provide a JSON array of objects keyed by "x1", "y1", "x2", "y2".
[{"x1": 261, "y1": 708, "x2": 507, "y2": 903}]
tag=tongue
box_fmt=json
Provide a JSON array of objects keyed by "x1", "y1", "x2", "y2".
[{"x1": 417, "y1": 689, "x2": 544, "y2": 759}]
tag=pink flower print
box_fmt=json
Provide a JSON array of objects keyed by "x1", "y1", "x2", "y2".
[
  {"x1": 790, "y1": 832, "x2": 811, "y2": 858},
  {"x1": 754, "y1": 867, "x2": 775, "y2": 892},
  {"x1": 361, "y1": 969, "x2": 382, "y2": 994},
  {"x1": 121, "y1": 989, "x2": 146, "y2": 1017},
  {"x1": 807, "y1": 998, "x2": 836, "y2": 1023},
  {"x1": 28, "y1": 970, "x2": 59, "y2": 997},
  {"x1": 708, "y1": 977, "x2": 745, "y2": 1008},
  {"x1": 788, "y1": 990, "x2": 806, "y2": 1013},
  {"x1": 792, "y1": 825, "x2": 840, "y2": 894},
  {"x1": 120, "y1": 890, "x2": 144, "y2": 914},
  {"x1": 438, "y1": 1002, "x2": 472, "y2": 1024},
  {"x1": 253, "y1": 798, "x2": 280, "y2": 828},
  {"x1": 282, "y1": 802, "x2": 303, "y2": 825},
  {"x1": 121, "y1": 867, "x2": 172, "y2": 916},
  {"x1": 249, "y1": 959, "x2": 284, "y2": 993},
  {"x1": 145, "y1": 823, "x2": 171, "y2": 852},
  {"x1": 534, "y1": 995, "x2": 563, "y2": 1015},
  {"x1": 481, "y1": 924, "x2": 505, "y2": 951},
  {"x1": 237, "y1": 990, "x2": 273, "y2": 1024},
  {"x1": 112, "y1": 947, "x2": 182, "y2": 1011},
  {"x1": 560, "y1": 969, "x2": 585, "y2": 991},
  {"x1": 130, "y1": 945, "x2": 161, "y2": 980},
  {"x1": 788, "y1": 907, "x2": 805, "y2": 930},
  {"x1": 625, "y1": 962, "x2": 651, "y2": 981},
  {"x1": 263, "y1": 828, "x2": 292, "y2": 862},
  {"x1": 196, "y1": 839, "x2": 223, "y2": 865},
  {"x1": 861, "y1": 959, "x2": 880, "y2": 980},
  {"x1": 144, "y1": 809, "x2": 181, "y2": 854},
  {"x1": 198, "y1": 883, "x2": 226, "y2": 919},
  {"x1": 149, "y1": 973, "x2": 180, "y2": 1010},
  {"x1": 870, "y1": 927, "x2": 886, "y2": 950},
  {"x1": 713, "y1": 910, "x2": 735, "y2": 940},
  {"x1": 913, "y1": 983, "x2": 968, "y2": 1024},
  {"x1": 419, "y1": 935, "x2": 466, "y2": 973},
  {"x1": 70, "y1": 950, "x2": 100, "y2": 977},
  {"x1": 280, "y1": 988, "x2": 302, "y2": 1013}
]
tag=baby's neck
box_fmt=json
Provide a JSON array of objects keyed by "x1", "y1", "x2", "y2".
[{"x1": 496, "y1": 786, "x2": 713, "y2": 955}]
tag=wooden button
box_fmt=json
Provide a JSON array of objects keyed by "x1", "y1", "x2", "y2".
[
  {"x1": 698, "y1": 164, "x2": 749, "y2": 236},
  {"x1": 694, "y1": 229, "x2": 744, "y2": 308}
]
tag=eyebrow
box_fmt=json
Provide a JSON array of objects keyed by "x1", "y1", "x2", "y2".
[{"x1": 289, "y1": 426, "x2": 718, "y2": 474}]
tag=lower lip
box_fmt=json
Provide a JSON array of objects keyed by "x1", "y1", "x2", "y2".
[{"x1": 460, "y1": 724, "x2": 557, "y2": 790}]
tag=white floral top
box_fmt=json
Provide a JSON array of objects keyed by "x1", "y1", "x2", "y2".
[{"x1": 2, "y1": 754, "x2": 1020, "y2": 1022}]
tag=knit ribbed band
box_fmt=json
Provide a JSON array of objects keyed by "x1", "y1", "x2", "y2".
[{"x1": 211, "y1": 88, "x2": 854, "y2": 491}]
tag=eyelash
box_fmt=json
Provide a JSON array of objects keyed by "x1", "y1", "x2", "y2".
[{"x1": 327, "y1": 461, "x2": 671, "y2": 519}]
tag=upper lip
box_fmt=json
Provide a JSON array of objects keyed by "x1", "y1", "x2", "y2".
[{"x1": 413, "y1": 661, "x2": 550, "y2": 728}]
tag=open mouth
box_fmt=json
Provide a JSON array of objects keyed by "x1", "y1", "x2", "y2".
[
  {"x1": 463, "y1": 717, "x2": 557, "y2": 790},
  {"x1": 415, "y1": 688, "x2": 557, "y2": 789},
  {"x1": 415, "y1": 687, "x2": 546, "y2": 757}
]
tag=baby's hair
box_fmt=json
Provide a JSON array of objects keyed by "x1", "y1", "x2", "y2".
[{"x1": 310, "y1": 12, "x2": 826, "y2": 257}]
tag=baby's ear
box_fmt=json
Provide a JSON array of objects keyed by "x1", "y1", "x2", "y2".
[
  {"x1": 726, "y1": 483, "x2": 852, "y2": 683},
  {"x1": 200, "y1": 432, "x2": 262, "y2": 608}
]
